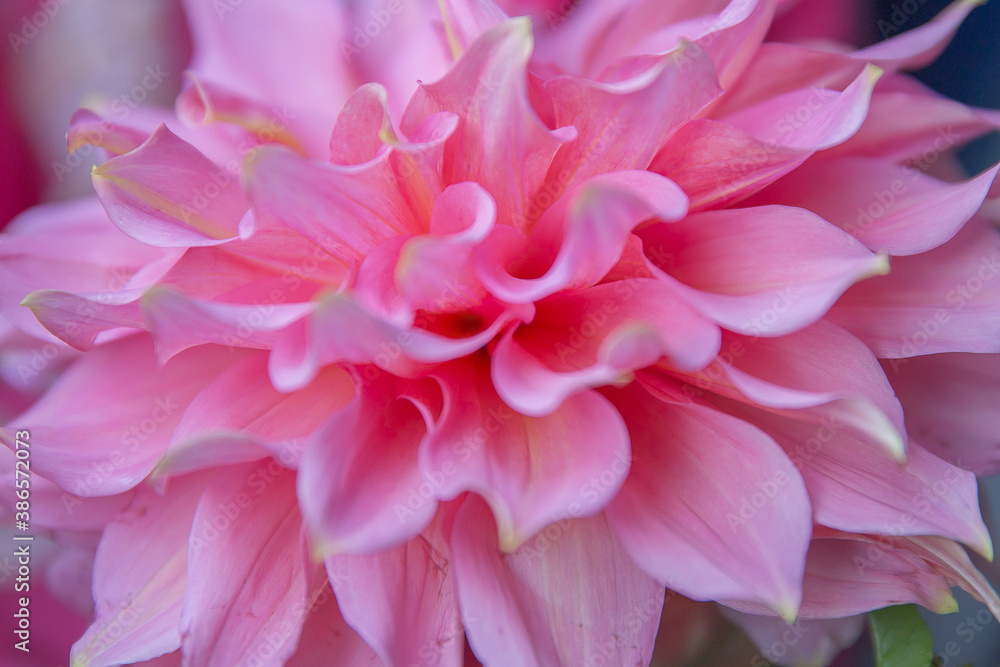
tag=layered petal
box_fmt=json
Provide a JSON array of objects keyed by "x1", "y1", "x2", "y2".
[
  {"x1": 451, "y1": 495, "x2": 663, "y2": 667},
  {"x1": 605, "y1": 383, "x2": 811, "y2": 618}
]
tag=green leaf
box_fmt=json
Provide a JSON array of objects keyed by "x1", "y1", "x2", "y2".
[{"x1": 868, "y1": 604, "x2": 935, "y2": 667}]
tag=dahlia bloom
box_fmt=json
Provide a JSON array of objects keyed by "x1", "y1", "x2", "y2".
[{"x1": 3, "y1": 0, "x2": 1000, "y2": 665}]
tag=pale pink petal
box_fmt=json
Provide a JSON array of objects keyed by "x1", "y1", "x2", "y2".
[
  {"x1": 425, "y1": 357, "x2": 630, "y2": 551},
  {"x1": 0, "y1": 336, "x2": 239, "y2": 497},
  {"x1": 752, "y1": 157, "x2": 999, "y2": 255},
  {"x1": 243, "y1": 145, "x2": 417, "y2": 266},
  {"x1": 327, "y1": 83, "x2": 393, "y2": 166},
  {"x1": 153, "y1": 355, "x2": 354, "y2": 480},
  {"x1": 92, "y1": 125, "x2": 247, "y2": 247},
  {"x1": 298, "y1": 382, "x2": 434, "y2": 555},
  {"x1": 827, "y1": 216, "x2": 1000, "y2": 357},
  {"x1": 639, "y1": 205, "x2": 887, "y2": 335},
  {"x1": 492, "y1": 278, "x2": 720, "y2": 415},
  {"x1": 451, "y1": 495, "x2": 664, "y2": 667},
  {"x1": 324, "y1": 515, "x2": 463, "y2": 667},
  {"x1": 604, "y1": 383, "x2": 811, "y2": 618},
  {"x1": 180, "y1": 462, "x2": 311, "y2": 666},
  {"x1": 886, "y1": 352, "x2": 1000, "y2": 475},
  {"x1": 70, "y1": 474, "x2": 209, "y2": 667},
  {"x1": 67, "y1": 107, "x2": 150, "y2": 157},
  {"x1": 437, "y1": 0, "x2": 508, "y2": 53}
]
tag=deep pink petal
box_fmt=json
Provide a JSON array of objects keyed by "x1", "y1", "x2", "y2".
[
  {"x1": 451, "y1": 495, "x2": 663, "y2": 667},
  {"x1": 425, "y1": 357, "x2": 630, "y2": 550},
  {"x1": 325, "y1": 515, "x2": 463, "y2": 667},
  {"x1": 605, "y1": 383, "x2": 811, "y2": 618}
]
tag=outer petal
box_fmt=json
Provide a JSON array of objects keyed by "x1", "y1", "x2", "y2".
[
  {"x1": 451, "y1": 496, "x2": 664, "y2": 667},
  {"x1": 325, "y1": 515, "x2": 463, "y2": 667},
  {"x1": 752, "y1": 157, "x2": 999, "y2": 255},
  {"x1": 886, "y1": 352, "x2": 1000, "y2": 475},
  {"x1": 0, "y1": 336, "x2": 238, "y2": 497},
  {"x1": 298, "y1": 380, "x2": 433, "y2": 555},
  {"x1": 604, "y1": 383, "x2": 811, "y2": 619},
  {"x1": 724, "y1": 611, "x2": 865, "y2": 667},
  {"x1": 92, "y1": 125, "x2": 246, "y2": 247},
  {"x1": 180, "y1": 463, "x2": 310, "y2": 666},
  {"x1": 492, "y1": 278, "x2": 720, "y2": 415},
  {"x1": 827, "y1": 216, "x2": 1000, "y2": 357},
  {"x1": 153, "y1": 354, "x2": 354, "y2": 480},
  {"x1": 639, "y1": 205, "x2": 888, "y2": 335},
  {"x1": 425, "y1": 357, "x2": 631, "y2": 551},
  {"x1": 70, "y1": 474, "x2": 208, "y2": 667},
  {"x1": 653, "y1": 65, "x2": 880, "y2": 210}
]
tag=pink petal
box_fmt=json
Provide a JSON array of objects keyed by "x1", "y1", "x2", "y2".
[
  {"x1": 283, "y1": 584, "x2": 382, "y2": 666},
  {"x1": 1, "y1": 336, "x2": 238, "y2": 497},
  {"x1": 67, "y1": 108, "x2": 150, "y2": 157},
  {"x1": 268, "y1": 292, "x2": 532, "y2": 392},
  {"x1": 886, "y1": 352, "x2": 1000, "y2": 475},
  {"x1": 180, "y1": 462, "x2": 311, "y2": 666},
  {"x1": 70, "y1": 474, "x2": 209, "y2": 667},
  {"x1": 752, "y1": 157, "x2": 999, "y2": 255},
  {"x1": 679, "y1": 321, "x2": 906, "y2": 460},
  {"x1": 605, "y1": 382, "x2": 811, "y2": 619},
  {"x1": 476, "y1": 170, "x2": 689, "y2": 303},
  {"x1": 328, "y1": 83, "x2": 393, "y2": 166},
  {"x1": 402, "y1": 18, "x2": 573, "y2": 229},
  {"x1": 298, "y1": 381, "x2": 434, "y2": 555},
  {"x1": 182, "y1": 0, "x2": 355, "y2": 157},
  {"x1": 492, "y1": 278, "x2": 720, "y2": 415},
  {"x1": 92, "y1": 125, "x2": 246, "y2": 247},
  {"x1": 827, "y1": 216, "x2": 1000, "y2": 357},
  {"x1": 451, "y1": 495, "x2": 664, "y2": 667},
  {"x1": 542, "y1": 45, "x2": 721, "y2": 191},
  {"x1": 324, "y1": 515, "x2": 463, "y2": 667},
  {"x1": 654, "y1": 65, "x2": 880, "y2": 210},
  {"x1": 425, "y1": 357, "x2": 631, "y2": 550},
  {"x1": 153, "y1": 354, "x2": 354, "y2": 480},
  {"x1": 243, "y1": 145, "x2": 417, "y2": 267},
  {"x1": 639, "y1": 205, "x2": 887, "y2": 335}
]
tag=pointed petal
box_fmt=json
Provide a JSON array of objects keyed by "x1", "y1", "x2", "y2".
[
  {"x1": 154, "y1": 355, "x2": 354, "y2": 480},
  {"x1": 425, "y1": 357, "x2": 630, "y2": 550},
  {"x1": 2, "y1": 336, "x2": 238, "y2": 497},
  {"x1": 542, "y1": 45, "x2": 721, "y2": 190},
  {"x1": 92, "y1": 125, "x2": 246, "y2": 247},
  {"x1": 402, "y1": 18, "x2": 572, "y2": 229},
  {"x1": 754, "y1": 157, "x2": 999, "y2": 255},
  {"x1": 243, "y1": 145, "x2": 417, "y2": 267},
  {"x1": 180, "y1": 463, "x2": 310, "y2": 666},
  {"x1": 639, "y1": 205, "x2": 887, "y2": 336},
  {"x1": 298, "y1": 382, "x2": 433, "y2": 555},
  {"x1": 451, "y1": 496, "x2": 663, "y2": 667},
  {"x1": 605, "y1": 383, "x2": 811, "y2": 618},
  {"x1": 325, "y1": 516, "x2": 463, "y2": 667},
  {"x1": 70, "y1": 474, "x2": 209, "y2": 667},
  {"x1": 828, "y1": 216, "x2": 1000, "y2": 356}
]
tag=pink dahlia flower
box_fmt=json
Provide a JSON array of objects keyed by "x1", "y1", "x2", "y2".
[{"x1": 3, "y1": 0, "x2": 1000, "y2": 665}]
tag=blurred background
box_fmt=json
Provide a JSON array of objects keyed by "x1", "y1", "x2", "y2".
[{"x1": 0, "y1": 0, "x2": 998, "y2": 665}]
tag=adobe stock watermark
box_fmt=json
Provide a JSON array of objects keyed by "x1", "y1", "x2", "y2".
[
  {"x1": 7, "y1": 0, "x2": 73, "y2": 53},
  {"x1": 339, "y1": 0, "x2": 406, "y2": 62}
]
